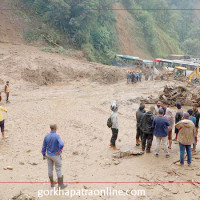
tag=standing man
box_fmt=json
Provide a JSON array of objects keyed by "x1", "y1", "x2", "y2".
[
  {"x1": 136, "y1": 71, "x2": 139, "y2": 82},
  {"x1": 0, "y1": 105, "x2": 7, "y2": 139},
  {"x1": 140, "y1": 106, "x2": 155, "y2": 152},
  {"x1": 42, "y1": 124, "x2": 67, "y2": 189},
  {"x1": 174, "y1": 102, "x2": 184, "y2": 141},
  {"x1": 110, "y1": 102, "x2": 119, "y2": 150},
  {"x1": 126, "y1": 71, "x2": 131, "y2": 84},
  {"x1": 193, "y1": 104, "x2": 199, "y2": 151},
  {"x1": 175, "y1": 113, "x2": 196, "y2": 166},
  {"x1": 4, "y1": 81, "x2": 10, "y2": 103},
  {"x1": 136, "y1": 104, "x2": 145, "y2": 146},
  {"x1": 161, "y1": 101, "x2": 167, "y2": 115},
  {"x1": 152, "y1": 108, "x2": 170, "y2": 157},
  {"x1": 139, "y1": 71, "x2": 142, "y2": 82},
  {"x1": 155, "y1": 101, "x2": 162, "y2": 115},
  {"x1": 131, "y1": 72, "x2": 135, "y2": 84},
  {"x1": 164, "y1": 108, "x2": 174, "y2": 149}
]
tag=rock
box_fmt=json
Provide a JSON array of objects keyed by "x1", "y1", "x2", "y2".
[
  {"x1": 83, "y1": 185, "x2": 88, "y2": 189},
  {"x1": 26, "y1": 150, "x2": 31, "y2": 153},
  {"x1": 113, "y1": 160, "x2": 120, "y2": 165},
  {"x1": 28, "y1": 162, "x2": 38, "y2": 166},
  {"x1": 72, "y1": 151, "x2": 79, "y2": 155},
  {"x1": 170, "y1": 188, "x2": 179, "y2": 194},
  {"x1": 196, "y1": 172, "x2": 200, "y2": 176},
  {"x1": 19, "y1": 162, "x2": 25, "y2": 165},
  {"x1": 113, "y1": 150, "x2": 144, "y2": 158},
  {"x1": 7, "y1": 166, "x2": 13, "y2": 170},
  {"x1": 184, "y1": 188, "x2": 192, "y2": 193}
]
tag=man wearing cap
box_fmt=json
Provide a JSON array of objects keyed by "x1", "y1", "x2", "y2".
[
  {"x1": 42, "y1": 124, "x2": 67, "y2": 189},
  {"x1": 152, "y1": 108, "x2": 170, "y2": 157},
  {"x1": 175, "y1": 113, "x2": 196, "y2": 166},
  {"x1": 110, "y1": 102, "x2": 119, "y2": 150}
]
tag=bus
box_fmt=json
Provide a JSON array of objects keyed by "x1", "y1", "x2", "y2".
[
  {"x1": 113, "y1": 55, "x2": 153, "y2": 68},
  {"x1": 154, "y1": 58, "x2": 199, "y2": 76}
]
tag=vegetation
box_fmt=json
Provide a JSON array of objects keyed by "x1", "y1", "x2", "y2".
[
  {"x1": 122, "y1": 0, "x2": 200, "y2": 57},
  {"x1": 13, "y1": 0, "x2": 200, "y2": 64}
]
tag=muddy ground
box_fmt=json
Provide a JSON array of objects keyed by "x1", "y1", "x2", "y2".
[{"x1": 0, "y1": 43, "x2": 200, "y2": 200}]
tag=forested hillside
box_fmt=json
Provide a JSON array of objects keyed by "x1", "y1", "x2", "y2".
[{"x1": 12, "y1": 0, "x2": 200, "y2": 64}]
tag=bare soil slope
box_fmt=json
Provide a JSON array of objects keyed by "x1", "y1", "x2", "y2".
[
  {"x1": 114, "y1": 3, "x2": 153, "y2": 59},
  {"x1": 0, "y1": 0, "x2": 24, "y2": 44}
]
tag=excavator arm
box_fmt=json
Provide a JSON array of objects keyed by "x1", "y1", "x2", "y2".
[{"x1": 188, "y1": 66, "x2": 199, "y2": 82}]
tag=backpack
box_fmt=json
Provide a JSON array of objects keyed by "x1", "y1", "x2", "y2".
[{"x1": 107, "y1": 117, "x2": 112, "y2": 128}]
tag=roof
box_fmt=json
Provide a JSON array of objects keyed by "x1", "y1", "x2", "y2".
[
  {"x1": 115, "y1": 55, "x2": 153, "y2": 64},
  {"x1": 116, "y1": 55, "x2": 140, "y2": 60},
  {"x1": 155, "y1": 58, "x2": 200, "y2": 67},
  {"x1": 175, "y1": 66, "x2": 187, "y2": 70},
  {"x1": 143, "y1": 60, "x2": 153, "y2": 64}
]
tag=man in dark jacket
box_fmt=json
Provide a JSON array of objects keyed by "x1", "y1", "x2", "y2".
[
  {"x1": 136, "y1": 104, "x2": 145, "y2": 146},
  {"x1": 174, "y1": 102, "x2": 183, "y2": 141},
  {"x1": 193, "y1": 104, "x2": 199, "y2": 151},
  {"x1": 152, "y1": 108, "x2": 170, "y2": 157},
  {"x1": 140, "y1": 106, "x2": 155, "y2": 152}
]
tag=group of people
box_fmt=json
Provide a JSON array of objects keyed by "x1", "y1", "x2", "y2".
[
  {"x1": 136, "y1": 101, "x2": 199, "y2": 165},
  {"x1": 0, "y1": 81, "x2": 10, "y2": 139},
  {"x1": 108, "y1": 101, "x2": 199, "y2": 166},
  {"x1": 126, "y1": 71, "x2": 142, "y2": 84},
  {"x1": 126, "y1": 69, "x2": 154, "y2": 84}
]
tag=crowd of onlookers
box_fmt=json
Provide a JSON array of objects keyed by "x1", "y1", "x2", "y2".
[
  {"x1": 109, "y1": 101, "x2": 199, "y2": 166},
  {"x1": 126, "y1": 70, "x2": 154, "y2": 84}
]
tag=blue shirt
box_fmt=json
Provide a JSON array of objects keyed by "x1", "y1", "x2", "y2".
[
  {"x1": 189, "y1": 116, "x2": 196, "y2": 126},
  {"x1": 152, "y1": 116, "x2": 170, "y2": 137},
  {"x1": 42, "y1": 131, "x2": 64, "y2": 156}
]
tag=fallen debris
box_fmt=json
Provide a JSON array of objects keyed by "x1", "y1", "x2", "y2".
[
  {"x1": 9, "y1": 192, "x2": 35, "y2": 200},
  {"x1": 3, "y1": 166, "x2": 13, "y2": 170},
  {"x1": 142, "y1": 84, "x2": 200, "y2": 106},
  {"x1": 28, "y1": 162, "x2": 38, "y2": 166},
  {"x1": 113, "y1": 150, "x2": 144, "y2": 158}
]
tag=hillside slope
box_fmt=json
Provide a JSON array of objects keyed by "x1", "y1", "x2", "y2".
[
  {"x1": 0, "y1": 0, "x2": 24, "y2": 44},
  {"x1": 114, "y1": 3, "x2": 152, "y2": 59},
  {"x1": 114, "y1": 2, "x2": 182, "y2": 59}
]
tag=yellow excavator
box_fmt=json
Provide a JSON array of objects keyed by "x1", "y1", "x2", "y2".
[
  {"x1": 165, "y1": 66, "x2": 200, "y2": 83},
  {"x1": 188, "y1": 66, "x2": 199, "y2": 82}
]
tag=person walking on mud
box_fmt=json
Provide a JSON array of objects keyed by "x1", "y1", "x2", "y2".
[
  {"x1": 4, "y1": 81, "x2": 10, "y2": 103},
  {"x1": 140, "y1": 106, "x2": 155, "y2": 152},
  {"x1": 174, "y1": 102, "x2": 183, "y2": 141},
  {"x1": 152, "y1": 108, "x2": 170, "y2": 158},
  {"x1": 0, "y1": 105, "x2": 7, "y2": 139},
  {"x1": 110, "y1": 102, "x2": 119, "y2": 150},
  {"x1": 175, "y1": 113, "x2": 196, "y2": 166},
  {"x1": 42, "y1": 124, "x2": 67, "y2": 189},
  {"x1": 136, "y1": 104, "x2": 145, "y2": 146}
]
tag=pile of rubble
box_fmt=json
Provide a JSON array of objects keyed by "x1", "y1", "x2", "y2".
[{"x1": 142, "y1": 85, "x2": 200, "y2": 106}]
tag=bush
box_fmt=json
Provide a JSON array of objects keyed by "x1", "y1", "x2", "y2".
[{"x1": 23, "y1": 30, "x2": 41, "y2": 42}]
